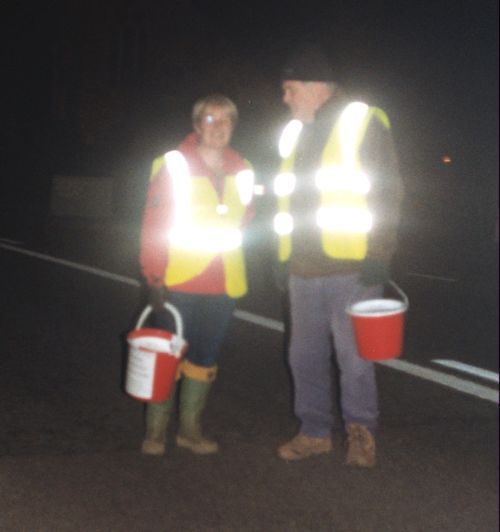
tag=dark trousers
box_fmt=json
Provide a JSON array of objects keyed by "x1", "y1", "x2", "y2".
[{"x1": 153, "y1": 291, "x2": 236, "y2": 368}]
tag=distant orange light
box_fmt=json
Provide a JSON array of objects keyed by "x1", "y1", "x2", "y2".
[{"x1": 442, "y1": 155, "x2": 452, "y2": 164}]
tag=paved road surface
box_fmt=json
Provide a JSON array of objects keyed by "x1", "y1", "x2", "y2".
[{"x1": 0, "y1": 218, "x2": 498, "y2": 531}]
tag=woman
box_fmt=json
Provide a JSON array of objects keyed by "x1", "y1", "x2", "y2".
[{"x1": 139, "y1": 94, "x2": 254, "y2": 455}]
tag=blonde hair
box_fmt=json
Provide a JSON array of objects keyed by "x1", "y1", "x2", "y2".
[{"x1": 192, "y1": 94, "x2": 238, "y2": 126}]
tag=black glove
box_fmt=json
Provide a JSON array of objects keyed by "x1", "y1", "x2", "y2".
[
  {"x1": 148, "y1": 286, "x2": 166, "y2": 314},
  {"x1": 272, "y1": 262, "x2": 289, "y2": 292},
  {"x1": 359, "y1": 258, "x2": 389, "y2": 287}
]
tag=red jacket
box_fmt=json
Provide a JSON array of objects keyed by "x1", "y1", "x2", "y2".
[{"x1": 140, "y1": 132, "x2": 254, "y2": 294}]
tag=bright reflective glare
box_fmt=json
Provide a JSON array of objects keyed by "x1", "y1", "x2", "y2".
[
  {"x1": 165, "y1": 150, "x2": 191, "y2": 226},
  {"x1": 253, "y1": 184, "x2": 265, "y2": 196},
  {"x1": 273, "y1": 212, "x2": 294, "y2": 235},
  {"x1": 273, "y1": 172, "x2": 296, "y2": 197},
  {"x1": 169, "y1": 227, "x2": 242, "y2": 252},
  {"x1": 235, "y1": 169, "x2": 255, "y2": 205},
  {"x1": 279, "y1": 120, "x2": 303, "y2": 158},
  {"x1": 164, "y1": 150, "x2": 190, "y2": 181},
  {"x1": 338, "y1": 102, "x2": 369, "y2": 166}
]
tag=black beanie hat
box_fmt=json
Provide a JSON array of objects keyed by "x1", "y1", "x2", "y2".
[{"x1": 281, "y1": 43, "x2": 334, "y2": 82}]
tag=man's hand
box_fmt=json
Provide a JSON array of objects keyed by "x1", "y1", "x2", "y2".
[
  {"x1": 148, "y1": 286, "x2": 166, "y2": 314},
  {"x1": 359, "y1": 258, "x2": 389, "y2": 287}
]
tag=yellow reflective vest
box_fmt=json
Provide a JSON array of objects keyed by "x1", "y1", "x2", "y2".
[
  {"x1": 161, "y1": 150, "x2": 254, "y2": 298},
  {"x1": 274, "y1": 102, "x2": 391, "y2": 263}
]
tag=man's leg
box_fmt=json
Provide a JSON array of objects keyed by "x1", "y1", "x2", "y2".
[
  {"x1": 278, "y1": 276, "x2": 334, "y2": 460},
  {"x1": 328, "y1": 275, "x2": 381, "y2": 467}
]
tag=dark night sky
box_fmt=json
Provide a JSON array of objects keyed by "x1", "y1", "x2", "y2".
[{"x1": 2, "y1": 0, "x2": 499, "y2": 233}]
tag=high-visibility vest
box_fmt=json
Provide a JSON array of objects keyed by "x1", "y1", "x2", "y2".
[
  {"x1": 163, "y1": 150, "x2": 254, "y2": 297},
  {"x1": 273, "y1": 101, "x2": 391, "y2": 262}
]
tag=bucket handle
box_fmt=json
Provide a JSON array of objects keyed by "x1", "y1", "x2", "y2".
[
  {"x1": 346, "y1": 280, "x2": 409, "y2": 312},
  {"x1": 388, "y1": 281, "x2": 409, "y2": 310},
  {"x1": 135, "y1": 302, "x2": 184, "y2": 339}
]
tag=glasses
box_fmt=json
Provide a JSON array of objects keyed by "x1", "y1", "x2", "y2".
[{"x1": 201, "y1": 114, "x2": 232, "y2": 126}]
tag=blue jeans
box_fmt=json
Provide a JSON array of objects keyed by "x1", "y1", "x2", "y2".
[
  {"x1": 153, "y1": 292, "x2": 237, "y2": 368},
  {"x1": 288, "y1": 274, "x2": 382, "y2": 437}
]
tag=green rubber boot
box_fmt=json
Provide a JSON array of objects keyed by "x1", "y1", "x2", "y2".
[
  {"x1": 141, "y1": 397, "x2": 175, "y2": 456},
  {"x1": 176, "y1": 363, "x2": 219, "y2": 455}
]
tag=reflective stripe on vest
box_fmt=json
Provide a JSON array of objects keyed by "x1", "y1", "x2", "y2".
[
  {"x1": 163, "y1": 150, "x2": 254, "y2": 297},
  {"x1": 274, "y1": 102, "x2": 390, "y2": 262}
]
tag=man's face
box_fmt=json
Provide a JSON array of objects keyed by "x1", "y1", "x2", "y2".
[
  {"x1": 282, "y1": 80, "x2": 323, "y2": 123},
  {"x1": 196, "y1": 105, "x2": 234, "y2": 150}
]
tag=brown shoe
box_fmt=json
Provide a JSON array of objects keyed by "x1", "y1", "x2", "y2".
[
  {"x1": 141, "y1": 439, "x2": 166, "y2": 456},
  {"x1": 176, "y1": 434, "x2": 219, "y2": 455},
  {"x1": 278, "y1": 433, "x2": 333, "y2": 461},
  {"x1": 345, "y1": 423, "x2": 376, "y2": 468}
]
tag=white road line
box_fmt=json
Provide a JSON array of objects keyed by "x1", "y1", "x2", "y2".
[
  {"x1": 0, "y1": 237, "x2": 24, "y2": 245},
  {"x1": 433, "y1": 359, "x2": 499, "y2": 383},
  {"x1": 380, "y1": 359, "x2": 498, "y2": 404},
  {"x1": 1, "y1": 242, "x2": 498, "y2": 404},
  {"x1": 0, "y1": 243, "x2": 140, "y2": 287},
  {"x1": 234, "y1": 309, "x2": 285, "y2": 333},
  {"x1": 407, "y1": 272, "x2": 457, "y2": 282}
]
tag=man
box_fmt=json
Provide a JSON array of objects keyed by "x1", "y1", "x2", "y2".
[
  {"x1": 140, "y1": 94, "x2": 254, "y2": 456},
  {"x1": 273, "y1": 44, "x2": 403, "y2": 467}
]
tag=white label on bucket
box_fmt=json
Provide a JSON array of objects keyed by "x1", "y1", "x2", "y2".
[
  {"x1": 125, "y1": 347, "x2": 156, "y2": 399},
  {"x1": 128, "y1": 335, "x2": 184, "y2": 359},
  {"x1": 130, "y1": 336, "x2": 171, "y2": 352}
]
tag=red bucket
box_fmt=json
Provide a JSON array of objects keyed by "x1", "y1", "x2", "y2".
[
  {"x1": 125, "y1": 303, "x2": 187, "y2": 402},
  {"x1": 347, "y1": 282, "x2": 409, "y2": 361}
]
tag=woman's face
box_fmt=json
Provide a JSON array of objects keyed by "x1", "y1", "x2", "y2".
[{"x1": 196, "y1": 105, "x2": 234, "y2": 150}]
